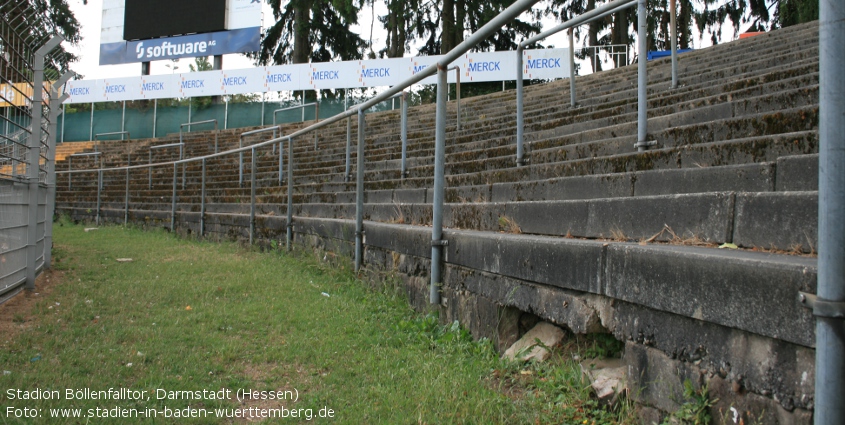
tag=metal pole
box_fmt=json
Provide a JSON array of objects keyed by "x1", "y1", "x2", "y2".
[
  {"x1": 181, "y1": 142, "x2": 185, "y2": 189},
  {"x1": 430, "y1": 66, "x2": 448, "y2": 305},
  {"x1": 815, "y1": 1, "x2": 845, "y2": 423},
  {"x1": 455, "y1": 67, "x2": 461, "y2": 132},
  {"x1": 124, "y1": 168, "x2": 129, "y2": 225},
  {"x1": 201, "y1": 158, "x2": 206, "y2": 237},
  {"x1": 89, "y1": 102, "x2": 94, "y2": 141},
  {"x1": 635, "y1": 0, "x2": 648, "y2": 152},
  {"x1": 261, "y1": 93, "x2": 265, "y2": 126},
  {"x1": 26, "y1": 35, "x2": 61, "y2": 290},
  {"x1": 153, "y1": 99, "x2": 157, "y2": 138},
  {"x1": 515, "y1": 46, "x2": 525, "y2": 166},
  {"x1": 148, "y1": 151, "x2": 152, "y2": 189},
  {"x1": 401, "y1": 92, "x2": 408, "y2": 178},
  {"x1": 250, "y1": 147, "x2": 256, "y2": 245},
  {"x1": 188, "y1": 101, "x2": 192, "y2": 132},
  {"x1": 670, "y1": 0, "x2": 678, "y2": 89},
  {"x1": 171, "y1": 163, "x2": 177, "y2": 232},
  {"x1": 569, "y1": 29, "x2": 577, "y2": 107},
  {"x1": 61, "y1": 103, "x2": 66, "y2": 143},
  {"x1": 224, "y1": 100, "x2": 228, "y2": 130},
  {"x1": 121, "y1": 101, "x2": 126, "y2": 133},
  {"x1": 345, "y1": 115, "x2": 352, "y2": 181},
  {"x1": 354, "y1": 109, "x2": 365, "y2": 272},
  {"x1": 45, "y1": 89, "x2": 69, "y2": 269},
  {"x1": 278, "y1": 140, "x2": 283, "y2": 184},
  {"x1": 68, "y1": 156, "x2": 72, "y2": 189},
  {"x1": 286, "y1": 137, "x2": 293, "y2": 251},
  {"x1": 96, "y1": 170, "x2": 102, "y2": 225}
]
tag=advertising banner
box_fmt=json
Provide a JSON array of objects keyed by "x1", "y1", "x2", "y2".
[
  {"x1": 100, "y1": 28, "x2": 261, "y2": 66},
  {"x1": 66, "y1": 48, "x2": 570, "y2": 104}
]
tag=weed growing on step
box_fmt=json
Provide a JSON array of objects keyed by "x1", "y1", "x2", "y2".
[
  {"x1": 661, "y1": 380, "x2": 716, "y2": 425},
  {"x1": 498, "y1": 215, "x2": 522, "y2": 234}
]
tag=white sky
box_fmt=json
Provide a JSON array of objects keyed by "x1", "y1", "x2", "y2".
[{"x1": 65, "y1": 0, "x2": 726, "y2": 81}]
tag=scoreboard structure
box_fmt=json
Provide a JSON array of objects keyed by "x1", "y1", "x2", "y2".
[{"x1": 99, "y1": 0, "x2": 261, "y2": 65}]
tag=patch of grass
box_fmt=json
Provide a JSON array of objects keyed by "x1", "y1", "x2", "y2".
[{"x1": 0, "y1": 223, "x2": 637, "y2": 424}]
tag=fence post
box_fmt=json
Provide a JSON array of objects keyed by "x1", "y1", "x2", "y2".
[
  {"x1": 45, "y1": 82, "x2": 70, "y2": 269},
  {"x1": 89, "y1": 102, "x2": 94, "y2": 141},
  {"x1": 153, "y1": 99, "x2": 157, "y2": 138},
  {"x1": 430, "y1": 65, "x2": 448, "y2": 305},
  {"x1": 354, "y1": 109, "x2": 366, "y2": 272},
  {"x1": 26, "y1": 35, "x2": 62, "y2": 290},
  {"x1": 345, "y1": 115, "x2": 352, "y2": 181}
]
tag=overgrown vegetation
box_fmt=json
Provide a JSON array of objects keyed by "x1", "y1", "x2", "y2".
[{"x1": 1, "y1": 222, "x2": 638, "y2": 423}]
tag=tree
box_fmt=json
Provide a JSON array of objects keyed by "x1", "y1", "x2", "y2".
[
  {"x1": 254, "y1": 0, "x2": 367, "y2": 65},
  {"x1": 1, "y1": 0, "x2": 81, "y2": 80}
]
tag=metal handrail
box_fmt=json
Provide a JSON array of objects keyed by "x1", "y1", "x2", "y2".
[
  {"x1": 67, "y1": 152, "x2": 101, "y2": 189},
  {"x1": 94, "y1": 131, "x2": 132, "y2": 165},
  {"x1": 344, "y1": 91, "x2": 408, "y2": 181},
  {"x1": 238, "y1": 126, "x2": 279, "y2": 187},
  {"x1": 274, "y1": 103, "x2": 320, "y2": 150},
  {"x1": 515, "y1": 0, "x2": 639, "y2": 166},
  {"x1": 55, "y1": 0, "x2": 548, "y2": 305},
  {"x1": 273, "y1": 102, "x2": 320, "y2": 125},
  {"x1": 148, "y1": 142, "x2": 184, "y2": 189},
  {"x1": 180, "y1": 119, "x2": 218, "y2": 153}
]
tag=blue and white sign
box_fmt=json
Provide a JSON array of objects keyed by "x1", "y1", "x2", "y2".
[
  {"x1": 220, "y1": 68, "x2": 266, "y2": 95},
  {"x1": 99, "y1": 0, "x2": 261, "y2": 65},
  {"x1": 140, "y1": 74, "x2": 179, "y2": 100},
  {"x1": 522, "y1": 48, "x2": 569, "y2": 80},
  {"x1": 66, "y1": 48, "x2": 570, "y2": 104},
  {"x1": 265, "y1": 64, "x2": 307, "y2": 92},
  {"x1": 177, "y1": 71, "x2": 222, "y2": 98}
]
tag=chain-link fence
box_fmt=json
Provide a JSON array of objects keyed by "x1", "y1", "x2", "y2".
[{"x1": 0, "y1": 0, "x2": 73, "y2": 301}]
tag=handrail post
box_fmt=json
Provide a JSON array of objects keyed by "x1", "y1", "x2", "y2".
[
  {"x1": 239, "y1": 136, "x2": 244, "y2": 187},
  {"x1": 68, "y1": 156, "x2": 72, "y2": 189},
  {"x1": 181, "y1": 142, "x2": 186, "y2": 189},
  {"x1": 148, "y1": 151, "x2": 152, "y2": 189},
  {"x1": 345, "y1": 116, "x2": 352, "y2": 181},
  {"x1": 124, "y1": 168, "x2": 129, "y2": 225},
  {"x1": 286, "y1": 137, "x2": 293, "y2": 251},
  {"x1": 249, "y1": 147, "x2": 256, "y2": 245},
  {"x1": 516, "y1": 45, "x2": 525, "y2": 166},
  {"x1": 354, "y1": 108, "x2": 366, "y2": 272},
  {"x1": 96, "y1": 170, "x2": 102, "y2": 225},
  {"x1": 201, "y1": 158, "x2": 206, "y2": 238},
  {"x1": 314, "y1": 102, "x2": 320, "y2": 150},
  {"x1": 278, "y1": 140, "x2": 284, "y2": 184},
  {"x1": 670, "y1": 0, "x2": 678, "y2": 89},
  {"x1": 401, "y1": 92, "x2": 409, "y2": 178},
  {"x1": 171, "y1": 163, "x2": 177, "y2": 232},
  {"x1": 430, "y1": 65, "x2": 448, "y2": 305},
  {"x1": 455, "y1": 67, "x2": 461, "y2": 131},
  {"x1": 569, "y1": 29, "x2": 577, "y2": 107},
  {"x1": 635, "y1": 0, "x2": 649, "y2": 152},
  {"x1": 815, "y1": 0, "x2": 845, "y2": 422},
  {"x1": 214, "y1": 120, "x2": 218, "y2": 153}
]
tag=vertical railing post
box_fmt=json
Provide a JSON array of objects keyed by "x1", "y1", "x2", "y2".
[
  {"x1": 515, "y1": 46, "x2": 525, "y2": 166},
  {"x1": 124, "y1": 167, "x2": 129, "y2": 225},
  {"x1": 401, "y1": 92, "x2": 409, "y2": 178},
  {"x1": 286, "y1": 137, "x2": 293, "y2": 251},
  {"x1": 89, "y1": 102, "x2": 94, "y2": 141},
  {"x1": 180, "y1": 142, "x2": 185, "y2": 189},
  {"x1": 453, "y1": 66, "x2": 461, "y2": 132},
  {"x1": 121, "y1": 101, "x2": 126, "y2": 133},
  {"x1": 354, "y1": 109, "x2": 366, "y2": 272},
  {"x1": 345, "y1": 114, "x2": 352, "y2": 181},
  {"x1": 815, "y1": 0, "x2": 845, "y2": 423},
  {"x1": 670, "y1": 0, "x2": 678, "y2": 89},
  {"x1": 45, "y1": 85, "x2": 70, "y2": 269},
  {"x1": 171, "y1": 163, "x2": 177, "y2": 232},
  {"x1": 26, "y1": 35, "x2": 62, "y2": 290},
  {"x1": 430, "y1": 65, "x2": 448, "y2": 305},
  {"x1": 249, "y1": 147, "x2": 256, "y2": 245},
  {"x1": 148, "y1": 151, "x2": 152, "y2": 189},
  {"x1": 68, "y1": 156, "x2": 72, "y2": 189},
  {"x1": 94, "y1": 170, "x2": 103, "y2": 226},
  {"x1": 96, "y1": 170, "x2": 102, "y2": 225},
  {"x1": 61, "y1": 103, "x2": 66, "y2": 143},
  {"x1": 569, "y1": 29, "x2": 577, "y2": 107},
  {"x1": 635, "y1": 0, "x2": 649, "y2": 152},
  {"x1": 200, "y1": 158, "x2": 206, "y2": 237},
  {"x1": 153, "y1": 99, "x2": 157, "y2": 138}
]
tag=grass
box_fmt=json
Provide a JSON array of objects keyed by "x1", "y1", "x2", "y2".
[{"x1": 0, "y1": 221, "x2": 638, "y2": 424}]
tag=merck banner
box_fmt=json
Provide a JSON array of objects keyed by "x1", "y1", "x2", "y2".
[{"x1": 66, "y1": 48, "x2": 570, "y2": 104}]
